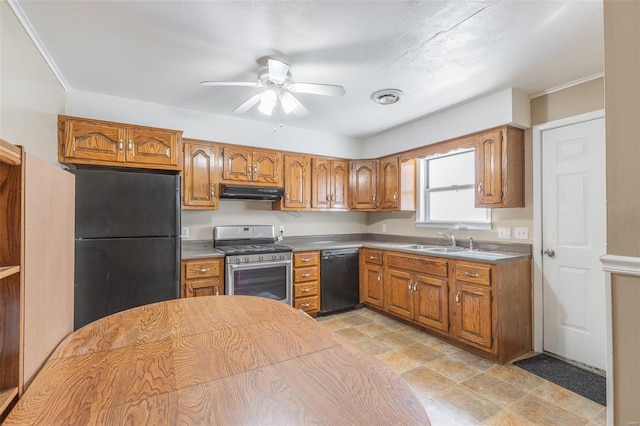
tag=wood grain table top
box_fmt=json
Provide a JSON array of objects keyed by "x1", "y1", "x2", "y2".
[{"x1": 6, "y1": 296, "x2": 429, "y2": 425}]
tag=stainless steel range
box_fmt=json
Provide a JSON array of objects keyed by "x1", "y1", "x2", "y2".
[{"x1": 214, "y1": 225, "x2": 292, "y2": 305}]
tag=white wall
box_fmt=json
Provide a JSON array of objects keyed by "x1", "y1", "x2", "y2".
[
  {"x1": 66, "y1": 90, "x2": 363, "y2": 159},
  {"x1": 0, "y1": 0, "x2": 65, "y2": 163},
  {"x1": 183, "y1": 202, "x2": 367, "y2": 240},
  {"x1": 363, "y1": 88, "x2": 531, "y2": 158}
]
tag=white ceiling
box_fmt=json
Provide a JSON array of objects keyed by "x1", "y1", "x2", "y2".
[{"x1": 14, "y1": 0, "x2": 603, "y2": 138}]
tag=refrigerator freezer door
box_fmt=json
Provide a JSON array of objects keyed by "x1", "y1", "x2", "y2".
[
  {"x1": 71, "y1": 169, "x2": 180, "y2": 238},
  {"x1": 74, "y1": 237, "x2": 180, "y2": 329}
]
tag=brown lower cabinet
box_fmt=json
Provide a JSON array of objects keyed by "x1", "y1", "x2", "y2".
[
  {"x1": 181, "y1": 258, "x2": 224, "y2": 297},
  {"x1": 360, "y1": 249, "x2": 531, "y2": 364},
  {"x1": 293, "y1": 251, "x2": 320, "y2": 316}
]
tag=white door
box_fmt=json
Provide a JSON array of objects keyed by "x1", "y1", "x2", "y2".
[{"x1": 542, "y1": 117, "x2": 606, "y2": 370}]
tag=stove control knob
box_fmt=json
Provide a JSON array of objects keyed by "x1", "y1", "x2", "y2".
[
  {"x1": 259, "y1": 255, "x2": 263, "y2": 261},
  {"x1": 244, "y1": 257, "x2": 249, "y2": 263}
]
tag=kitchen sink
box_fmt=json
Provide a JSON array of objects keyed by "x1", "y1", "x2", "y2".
[
  {"x1": 453, "y1": 251, "x2": 511, "y2": 260},
  {"x1": 421, "y1": 246, "x2": 465, "y2": 253}
]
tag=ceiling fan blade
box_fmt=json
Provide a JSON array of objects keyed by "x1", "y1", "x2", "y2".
[
  {"x1": 267, "y1": 59, "x2": 290, "y2": 84},
  {"x1": 233, "y1": 93, "x2": 262, "y2": 113},
  {"x1": 281, "y1": 92, "x2": 309, "y2": 117},
  {"x1": 200, "y1": 81, "x2": 261, "y2": 87},
  {"x1": 288, "y1": 82, "x2": 345, "y2": 97}
]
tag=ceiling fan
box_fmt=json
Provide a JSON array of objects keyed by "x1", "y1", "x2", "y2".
[{"x1": 201, "y1": 58, "x2": 345, "y2": 117}]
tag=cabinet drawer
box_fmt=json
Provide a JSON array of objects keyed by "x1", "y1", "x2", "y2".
[
  {"x1": 362, "y1": 249, "x2": 383, "y2": 265},
  {"x1": 294, "y1": 266, "x2": 319, "y2": 283},
  {"x1": 294, "y1": 281, "x2": 319, "y2": 298},
  {"x1": 184, "y1": 260, "x2": 220, "y2": 279},
  {"x1": 455, "y1": 262, "x2": 491, "y2": 285},
  {"x1": 386, "y1": 253, "x2": 448, "y2": 277},
  {"x1": 294, "y1": 251, "x2": 320, "y2": 267},
  {"x1": 294, "y1": 295, "x2": 319, "y2": 312}
]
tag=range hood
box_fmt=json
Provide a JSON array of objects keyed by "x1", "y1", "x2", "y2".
[{"x1": 219, "y1": 184, "x2": 285, "y2": 201}]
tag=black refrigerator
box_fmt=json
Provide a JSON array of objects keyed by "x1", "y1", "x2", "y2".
[{"x1": 71, "y1": 169, "x2": 181, "y2": 330}]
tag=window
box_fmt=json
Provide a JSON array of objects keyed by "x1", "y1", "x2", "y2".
[{"x1": 416, "y1": 149, "x2": 491, "y2": 229}]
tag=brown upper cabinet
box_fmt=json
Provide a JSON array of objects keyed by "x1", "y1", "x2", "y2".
[
  {"x1": 311, "y1": 158, "x2": 349, "y2": 210},
  {"x1": 58, "y1": 115, "x2": 182, "y2": 171},
  {"x1": 183, "y1": 140, "x2": 218, "y2": 210},
  {"x1": 273, "y1": 154, "x2": 311, "y2": 210},
  {"x1": 378, "y1": 156, "x2": 416, "y2": 211},
  {"x1": 221, "y1": 146, "x2": 282, "y2": 187},
  {"x1": 350, "y1": 159, "x2": 378, "y2": 210},
  {"x1": 474, "y1": 127, "x2": 524, "y2": 208}
]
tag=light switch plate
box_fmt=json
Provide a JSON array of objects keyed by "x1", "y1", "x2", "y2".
[
  {"x1": 515, "y1": 227, "x2": 529, "y2": 240},
  {"x1": 382, "y1": 224, "x2": 387, "y2": 232},
  {"x1": 279, "y1": 225, "x2": 285, "y2": 235},
  {"x1": 498, "y1": 227, "x2": 511, "y2": 239},
  {"x1": 181, "y1": 227, "x2": 189, "y2": 238}
]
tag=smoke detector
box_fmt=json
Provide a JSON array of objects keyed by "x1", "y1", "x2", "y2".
[{"x1": 371, "y1": 89, "x2": 403, "y2": 105}]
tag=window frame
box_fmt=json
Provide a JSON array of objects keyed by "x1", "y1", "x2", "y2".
[{"x1": 415, "y1": 148, "x2": 492, "y2": 230}]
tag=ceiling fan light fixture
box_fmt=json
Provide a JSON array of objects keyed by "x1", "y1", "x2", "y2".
[
  {"x1": 371, "y1": 89, "x2": 403, "y2": 105},
  {"x1": 258, "y1": 90, "x2": 277, "y2": 115},
  {"x1": 281, "y1": 92, "x2": 298, "y2": 114}
]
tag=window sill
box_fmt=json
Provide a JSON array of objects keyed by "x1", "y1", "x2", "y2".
[{"x1": 415, "y1": 221, "x2": 492, "y2": 230}]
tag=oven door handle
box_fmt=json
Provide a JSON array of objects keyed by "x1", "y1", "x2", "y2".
[{"x1": 229, "y1": 259, "x2": 292, "y2": 268}]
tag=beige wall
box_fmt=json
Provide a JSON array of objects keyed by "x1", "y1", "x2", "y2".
[
  {"x1": 531, "y1": 77, "x2": 604, "y2": 125},
  {"x1": 0, "y1": 0, "x2": 65, "y2": 163},
  {"x1": 604, "y1": 0, "x2": 640, "y2": 423}
]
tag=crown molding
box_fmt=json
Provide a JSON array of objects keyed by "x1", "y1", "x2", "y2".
[{"x1": 529, "y1": 73, "x2": 604, "y2": 99}]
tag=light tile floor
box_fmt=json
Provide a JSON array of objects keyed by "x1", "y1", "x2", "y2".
[{"x1": 316, "y1": 308, "x2": 606, "y2": 426}]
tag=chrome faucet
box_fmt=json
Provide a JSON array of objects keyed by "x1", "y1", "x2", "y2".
[
  {"x1": 468, "y1": 236, "x2": 475, "y2": 251},
  {"x1": 437, "y1": 232, "x2": 456, "y2": 247}
]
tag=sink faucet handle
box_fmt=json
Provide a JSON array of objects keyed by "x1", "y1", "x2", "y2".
[
  {"x1": 449, "y1": 232, "x2": 456, "y2": 247},
  {"x1": 468, "y1": 236, "x2": 474, "y2": 251}
]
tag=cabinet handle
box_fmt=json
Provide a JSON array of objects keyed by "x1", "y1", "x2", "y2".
[
  {"x1": 393, "y1": 192, "x2": 397, "y2": 202},
  {"x1": 377, "y1": 274, "x2": 381, "y2": 283},
  {"x1": 369, "y1": 255, "x2": 378, "y2": 260},
  {"x1": 215, "y1": 287, "x2": 219, "y2": 296},
  {"x1": 326, "y1": 194, "x2": 330, "y2": 203},
  {"x1": 253, "y1": 165, "x2": 258, "y2": 177},
  {"x1": 211, "y1": 187, "x2": 215, "y2": 198},
  {"x1": 456, "y1": 292, "x2": 460, "y2": 304},
  {"x1": 301, "y1": 287, "x2": 311, "y2": 292},
  {"x1": 301, "y1": 273, "x2": 311, "y2": 278},
  {"x1": 464, "y1": 272, "x2": 479, "y2": 278},
  {"x1": 247, "y1": 166, "x2": 252, "y2": 176},
  {"x1": 285, "y1": 192, "x2": 290, "y2": 206},
  {"x1": 331, "y1": 194, "x2": 335, "y2": 203},
  {"x1": 413, "y1": 282, "x2": 417, "y2": 292},
  {"x1": 477, "y1": 183, "x2": 483, "y2": 194},
  {"x1": 300, "y1": 258, "x2": 312, "y2": 262},
  {"x1": 301, "y1": 303, "x2": 312, "y2": 308},
  {"x1": 372, "y1": 193, "x2": 376, "y2": 205},
  {"x1": 198, "y1": 268, "x2": 211, "y2": 273},
  {"x1": 407, "y1": 280, "x2": 412, "y2": 291},
  {"x1": 119, "y1": 139, "x2": 124, "y2": 152},
  {"x1": 128, "y1": 140, "x2": 133, "y2": 153}
]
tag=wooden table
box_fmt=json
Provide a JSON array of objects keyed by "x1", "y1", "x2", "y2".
[{"x1": 6, "y1": 296, "x2": 429, "y2": 425}]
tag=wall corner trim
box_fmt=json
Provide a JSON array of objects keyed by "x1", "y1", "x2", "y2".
[{"x1": 600, "y1": 254, "x2": 640, "y2": 277}]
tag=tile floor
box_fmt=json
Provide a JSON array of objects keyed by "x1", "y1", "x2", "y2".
[{"x1": 316, "y1": 308, "x2": 606, "y2": 426}]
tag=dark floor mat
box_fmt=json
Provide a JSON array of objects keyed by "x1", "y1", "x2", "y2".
[{"x1": 513, "y1": 354, "x2": 606, "y2": 406}]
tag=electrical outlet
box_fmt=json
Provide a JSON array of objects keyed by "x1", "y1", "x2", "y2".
[
  {"x1": 498, "y1": 227, "x2": 511, "y2": 239},
  {"x1": 181, "y1": 227, "x2": 189, "y2": 238},
  {"x1": 382, "y1": 224, "x2": 387, "y2": 232},
  {"x1": 515, "y1": 227, "x2": 529, "y2": 240},
  {"x1": 279, "y1": 225, "x2": 285, "y2": 236}
]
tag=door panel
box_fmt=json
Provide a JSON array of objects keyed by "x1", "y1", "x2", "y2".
[
  {"x1": 542, "y1": 117, "x2": 606, "y2": 369},
  {"x1": 454, "y1": 281, "x2": 492, "y2": 349},
  {"x1": 311, "y1": 158, "x2": 330, "y2": 208},
  {"x1": 386, "y1": 268, "x2": 413, "y2": 320},
  {"x1": 415, "y1": 274, "x2": 449, "y2": 332}
]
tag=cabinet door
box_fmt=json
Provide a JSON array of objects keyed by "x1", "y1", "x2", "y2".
[
  {"x1": 127, "y1": 127, "x2": 179, "y2": 167},
  {"x1": 222, "y1": 147, "x2": 252, "y2": 182},
  {"x1": 282, "y1": 155, "x2": 310, "y2": 209},
  {"x1": 311, "y1": 158, "x2": 331, "y2": 209},
  {"x1": 362, "y1": 263, "x2": 384, "y2": 309},
  {"x1": 379, "y1": 156, "x2": 399, "y2": 210},
  {"x1": 62, "y1": 120, "x2": 125, "y2": 163},
  {"x1": 475, "y1": 130, "x2": 503, "y2": 206},
  {"x1": 331, "y1": 160, "x2": 349, "y2": 209},
  {"x1": 350, "y1": 160, "x2": 378, "y2": 210},
  {"x1": 453, "y1": 281, "x2": 493, "y2": 350},
  {"x1": 414, "y1": 274, "x2": 449, "y2": 332},
  {"x1": 185, "y1": 278, "x2": 222, "y2": 297},
  {"x1": 252, "y1": 149, "x2": 282, "y2": 185},
  {"x1": 183, "y1": 142, "x2": 218, "y2": 209},
  {"x1": 386, "y1": 268, "x2": 413, "y2": 320}
]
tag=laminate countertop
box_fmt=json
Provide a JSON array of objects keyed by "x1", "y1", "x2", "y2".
[{"x1": 5, "y1": 296, "x2": 429, "y2": 425}]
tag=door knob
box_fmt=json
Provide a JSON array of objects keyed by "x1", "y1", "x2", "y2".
[{"x1": 543, "y1": 249, "x2": 556, "y2": 257}]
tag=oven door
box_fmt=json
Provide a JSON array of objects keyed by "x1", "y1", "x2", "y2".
[{"x1": 226, "y1": 258, "x2": 292, "y2": 305}]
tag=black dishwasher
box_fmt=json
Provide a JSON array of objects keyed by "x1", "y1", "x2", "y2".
[{"x1": 320, "y1": 248, "x2": 360, "y2": 315}]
